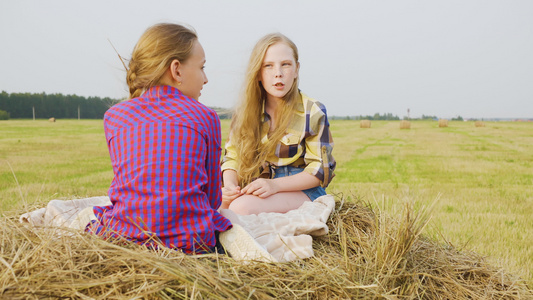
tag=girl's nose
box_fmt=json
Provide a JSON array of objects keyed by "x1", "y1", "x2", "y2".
[{"x1": 275, "y1": 67, "x2": 283, "y2": 78}]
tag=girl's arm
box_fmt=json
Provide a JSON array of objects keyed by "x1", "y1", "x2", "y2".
[
  {"x1": 220, "y1": 130, "x2": 244, "y2": 208},
  {"x1": 222, "y1": 169, "x2": 239, "y2": 187},
  {"x1": 220, "y1": 169, "x2": 242, "y2": 209},
  {"x1": 240, "y1": 170, "x2": 319, "y2": 198},
  {"x1": 301, "y1": 101, "x2": 335, "y2": 188}
]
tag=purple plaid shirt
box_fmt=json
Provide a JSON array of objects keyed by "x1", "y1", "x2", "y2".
[{"x1": 88, "y1": 85, "x2": 232, "y2": 253}]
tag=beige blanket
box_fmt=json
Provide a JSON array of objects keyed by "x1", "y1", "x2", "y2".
[
  {"x1": 19, "y1": 196, "x2": 111, "y2": 231},
  {"x1": 19, "y1": 195, "x2": 335, "y2": 262},
  {"x1": 220, "y1": 195, "x2": 335, "y2": 262}
]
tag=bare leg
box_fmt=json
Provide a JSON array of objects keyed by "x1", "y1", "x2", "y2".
[{"x1": 228, "y1": 191, "x2": 311, "y2": 215}]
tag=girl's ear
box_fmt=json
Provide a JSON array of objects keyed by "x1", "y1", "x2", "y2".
[
  {"x1": 170, "y1": 59, "x2": 182, "y2": 83},
  {"x1": 295, "y1": 61, "x2": 300, "y2": 78}
]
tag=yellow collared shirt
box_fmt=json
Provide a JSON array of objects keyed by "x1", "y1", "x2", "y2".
[{"x1": 222, "y1": 92, "x2": 336, "y2": 188}]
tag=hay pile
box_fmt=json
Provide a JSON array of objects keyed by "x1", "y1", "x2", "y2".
[
  {"x1": 360, "y1": 120, "x2": 371, "y2": 128},
  {"x1": 438, "y1": 119, "x2": 448, "y2": 128},
  {"x1": 1, "y1": 199, "x2": 531, "y2": 299},
  {"x1": 400, "y1": 120, "x2": 411, "y2": 129}
]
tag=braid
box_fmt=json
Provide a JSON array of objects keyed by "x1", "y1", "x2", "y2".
[{"x1": 126, "y1": 60, "x2": 143, "y2": 99}]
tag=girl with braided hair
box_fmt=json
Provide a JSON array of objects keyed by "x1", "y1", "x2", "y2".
[{"x1": 88, "y1": 23, "x2": 232, "y2": 253}]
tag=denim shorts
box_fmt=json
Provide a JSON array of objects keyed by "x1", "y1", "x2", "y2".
[{"x1": 272, "y1": 166, "x2": 326, "y2": 201}]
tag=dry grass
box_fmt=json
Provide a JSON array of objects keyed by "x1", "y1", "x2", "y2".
[
  {"x1": 400, "y1": 120, "x2": 411, "y2": 129},
  {"x1": 360, "y1": 120, "x2": 371, "y2": 128},
  {"x1": 475, "y1": 121, "x2": 485, "y2": 127},
  {"x1": 438, "y1": 119, "x2": 448, "y2": 127},
  {"x1": 1, "y1": 196, "x2": 531, "y2": 299}
]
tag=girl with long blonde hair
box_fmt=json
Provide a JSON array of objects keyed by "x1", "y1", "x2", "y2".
[{"x1": 221, "y1": 33, "x2": 336, "y2": 215}]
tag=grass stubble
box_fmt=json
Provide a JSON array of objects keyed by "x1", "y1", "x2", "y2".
[
  {"x1": 1, "y1": 119, "x2": 532, "y2": 298},
  {"x1": 1, "y1": 195, "x2": 531, "y2": 299}
]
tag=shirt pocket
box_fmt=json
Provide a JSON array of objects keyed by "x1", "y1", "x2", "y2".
[{"x1": 277, "y1": 133, "x2": 301, "y2": 158}]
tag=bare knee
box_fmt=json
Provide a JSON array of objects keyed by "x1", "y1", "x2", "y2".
[
  {"x1": 228, "y1": 202, "x2": 256, "y2": 215},
  {"x1": 228, "y1": 196, "x2": 261, "y2": 215}
]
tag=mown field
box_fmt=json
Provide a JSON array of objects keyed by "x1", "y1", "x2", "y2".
[{"x1": 1, "y1": 119, "x2": 532, "y2": 286}]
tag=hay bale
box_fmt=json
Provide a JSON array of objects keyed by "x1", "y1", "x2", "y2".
[
  {"x1": 1, "y1": 199, "x2": 531, "y2": 299},
  {"x1": 400, "y1": 120, "x2": 411, "y2": 129},
  {"x1": 49, "y1": 117, "x2": 56, "y2": 122},
  {"x1": 360, "y1": 120, "x2": 371, "y2": 128},
  {"x1": 475, "y1": 121, "x2": 485, "y2": 127},
  {"x1": 438, "y1": 119, "x2": 448, "y2": 127}
]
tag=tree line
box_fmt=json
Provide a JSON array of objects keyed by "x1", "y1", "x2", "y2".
[
  {"x1": 330, "y1": 113, "x2": 465, "y2": 121},
  {"x1": 330, "y1": 112, "x2": 401, "y2": 120},
  {"x1": 0, "y1": 91, "x2": 235, "y2": 120},
  {"x1": 0, "y1": 91, "x2": 121, "y2": 119},
  {"x1": 0, "y1": 91, "x2": 466, "y2": 122}
]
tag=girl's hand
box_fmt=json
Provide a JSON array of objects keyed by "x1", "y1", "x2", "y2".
[
  {"x1": 221, "y1": 185, "x2": 242, "y2": 208},
  {"x1": 241, "y1": 178, "x2": 279, "y2": 198}
]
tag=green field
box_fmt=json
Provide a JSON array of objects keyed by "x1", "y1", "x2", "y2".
[{"x1": 1, "y1": 119, "x2": 532, "y2": 285}]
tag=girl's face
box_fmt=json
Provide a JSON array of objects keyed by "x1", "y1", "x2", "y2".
[
  {"x1": 259, "y1": 42, "x2": 299, "y2": 101},
  {"x1": 178, "y1": 40, "x2": 208, "y2": 100}
]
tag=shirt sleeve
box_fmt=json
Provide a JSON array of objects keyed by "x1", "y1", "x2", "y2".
[
  {"x1": 303, "y1": 102, "x2": 336, "y2": 188},
  {"x1": 206, "y1": 110, "x2": 223, "y2": 209}
]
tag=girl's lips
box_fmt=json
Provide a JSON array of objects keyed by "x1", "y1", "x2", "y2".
[{"x1": 273, "y1": 82, "x2": 285, "y2": 90}]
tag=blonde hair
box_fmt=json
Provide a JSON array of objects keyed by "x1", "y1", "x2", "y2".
[
  {"x1": 126, "y1": 23, "x2": 197, "y2": 99},
  {"x1": 230, "y1": 33, "x2": 301, "y2": 186}
]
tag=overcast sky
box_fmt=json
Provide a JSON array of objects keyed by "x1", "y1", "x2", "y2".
[{"x1": 1, "y1": 1, "x2": 532, "y2": 119}]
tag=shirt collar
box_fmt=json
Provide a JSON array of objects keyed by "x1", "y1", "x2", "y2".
[
  {"x1": 143, "y1": 85, "x2": 183, "y2": 99},
  {"x1": 261, "y1": 91, "x2": 305, "y2": 121}
]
